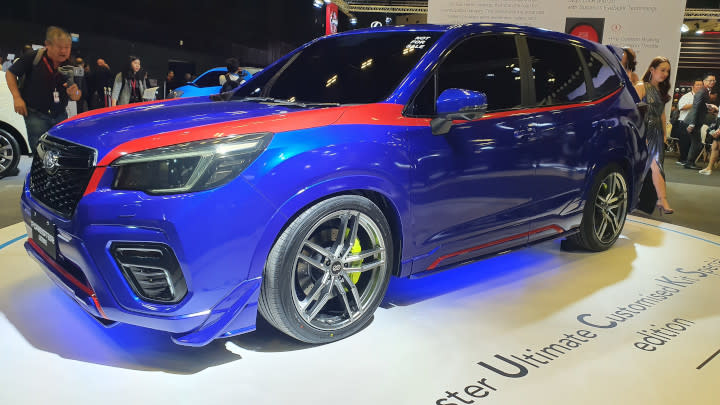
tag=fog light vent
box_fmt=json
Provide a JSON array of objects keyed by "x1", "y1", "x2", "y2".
[{"x1": 111, "y1": 242, "x2": 187, "y2": 303}]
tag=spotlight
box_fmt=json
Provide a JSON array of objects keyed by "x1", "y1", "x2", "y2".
[
  {"x1": 681, "y1": 24, "x2": 689, "y2": 33},
  {"x1": 313, "y1": 0, "x2": 323, "y2": 8},
  {"x1": 350, "y1": 17, "x2": 357, "y2": 25}
]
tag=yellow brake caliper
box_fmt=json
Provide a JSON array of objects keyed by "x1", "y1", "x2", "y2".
[
  {"x1": 349, "y1": 237, "x2": 362, "y2": 284},
  {"x1": 344, "y1": 228, "x2": 362, "y2": 285}
]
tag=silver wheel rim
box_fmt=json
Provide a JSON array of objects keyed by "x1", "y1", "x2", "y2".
[
  {"x1": 593, "y1": 172, "x2": 627, "y2": 243},
  {"x1": 291, "y1": 209, "x2": 387, "y2": 331},
  {"x1": 0, "y1": 133, "x2": 14, "y2": 173}
]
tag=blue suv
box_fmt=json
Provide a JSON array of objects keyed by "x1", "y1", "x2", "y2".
[{"x1": 22, "y1": 23, "x2": 647, "y2": 346}]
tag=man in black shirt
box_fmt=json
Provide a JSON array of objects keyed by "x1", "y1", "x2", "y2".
[{"x1": 5, "y1": 26, "x2": 82, "y2": 153}]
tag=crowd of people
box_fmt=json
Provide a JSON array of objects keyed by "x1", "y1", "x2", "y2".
[
  {"x1": 2, "y1": 26, "x2": 249, "y2": 155},
  {"x1": 621, "y1": 46, "x2": 720, "y2": 217},
  {"x1": 670, "y1": 75, "x2": 720, "y2": 176}
]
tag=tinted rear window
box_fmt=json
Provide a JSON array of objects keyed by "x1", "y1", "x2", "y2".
[
  {"x1": 583, "y1": 50, "x2": 622, "y2": 97},
  {"x1": 528, "y1": 37, "x2": 590, "y2": 106}
]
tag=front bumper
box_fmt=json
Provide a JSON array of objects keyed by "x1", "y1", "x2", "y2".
[{"x1": 21, "y1": 169, "x2": 278, "y2": 346}]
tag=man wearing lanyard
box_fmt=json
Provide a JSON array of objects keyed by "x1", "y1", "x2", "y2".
[{"x1": 5, "y1": 26, "x2": 82, "y2": 153}]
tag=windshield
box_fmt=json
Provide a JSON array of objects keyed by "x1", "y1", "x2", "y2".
[
  {"x1": 232, "y1": 31, "x2": 443, "y2": 104},
  {"x1": 194, "y1": 70, "x2": 225, "y2": 87}
]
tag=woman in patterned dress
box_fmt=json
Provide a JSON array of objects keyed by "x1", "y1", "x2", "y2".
[{"x1": 634, "y1": 56, "x2": 674, "y2": 214}]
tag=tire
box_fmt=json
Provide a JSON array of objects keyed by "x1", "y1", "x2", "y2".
[
  {"x1": 0, "y1": 128, "x2": 21, "y2": 179},
  {"x1": 258, "y1": 195, "x2": 393, "y2": 343},
  {"x1": 568, "y1": 163, "x2": 628, "y2": 251}
]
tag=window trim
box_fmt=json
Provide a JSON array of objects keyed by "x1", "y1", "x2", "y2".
[{"x1": 403, "y1": 32, "x2": 528, "y2": 118}]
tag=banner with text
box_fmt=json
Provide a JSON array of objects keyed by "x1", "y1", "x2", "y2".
[
  {"x1": 326, "y1": 3, "x2": 339, "y2": 36},
  {"x1": 428, "y1": 0, "x2": 686, "y2": 100}
]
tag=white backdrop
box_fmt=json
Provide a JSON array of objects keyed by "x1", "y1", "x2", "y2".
[{"x1": 428, "y1": 0, "x2": 686, "y2": 101}]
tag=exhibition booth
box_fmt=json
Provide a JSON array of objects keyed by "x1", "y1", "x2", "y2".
[{"x1": 1, "y1": 1, "x2": 718, "y2": 404}]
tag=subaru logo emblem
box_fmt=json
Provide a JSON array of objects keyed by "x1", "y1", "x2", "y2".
[{"x1": 43, "y1": 149, "x2": 60, "y2": 175}]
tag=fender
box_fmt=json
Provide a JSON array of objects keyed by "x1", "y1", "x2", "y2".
[{"x1": 244, "y1": 174, "x2": 411, "y2": 281}]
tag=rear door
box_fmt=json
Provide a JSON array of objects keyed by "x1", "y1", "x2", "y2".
[{"x1": 522, "y1": 37, "x2": 611, "y2": 241}]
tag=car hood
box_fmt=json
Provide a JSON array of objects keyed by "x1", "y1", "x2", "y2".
[{"x1": 49, "y1": 97, "x2": 343, "y2": 163}]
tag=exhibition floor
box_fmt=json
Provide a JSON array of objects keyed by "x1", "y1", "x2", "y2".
[{"x1": 0, "y1": 217, "x2": 718, "y2": 404}]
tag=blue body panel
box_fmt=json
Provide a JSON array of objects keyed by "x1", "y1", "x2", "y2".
[{"x1": 22, "y1": 23, "x2": 647, "y2": 346}]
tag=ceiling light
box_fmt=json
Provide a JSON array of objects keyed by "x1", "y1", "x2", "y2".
[{"x1": 681, "y1": 24, "x2": 689, "y2": 32}]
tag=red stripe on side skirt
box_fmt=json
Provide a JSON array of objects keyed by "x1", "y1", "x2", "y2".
[
  {"x1": 426, "y1": 225, "x2": 565, "y2": 270},
  {"x1": 28, "y1": 238, "x2": 107, "y2": 318}
]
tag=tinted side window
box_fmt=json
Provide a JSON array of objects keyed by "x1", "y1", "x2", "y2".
[
  {"x1": 528, "y1": 38, "x2": 588, "y2": 106},
  {"x1": 408, "y1": 74, "x2": 436, "y2": 116},
  {"x1": 437, "y1": 35, "x2": 522, "y2": 112},
  {"x1": 195, "y1": 71, "x2": 225, "y2": 87},
  {"x1": 582, "y1": 50, "x2": 622, "y2": 97}
]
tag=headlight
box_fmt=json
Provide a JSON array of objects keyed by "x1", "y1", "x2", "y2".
[{"x1": 111, "y1": 132, "x2": 272, "y2": 194}]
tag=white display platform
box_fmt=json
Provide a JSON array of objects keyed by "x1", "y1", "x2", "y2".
[{"x1": 0, "y1": 217, "x2": 718, "y2": 404}]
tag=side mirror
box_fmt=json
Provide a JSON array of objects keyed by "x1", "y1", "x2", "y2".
[{"x1": 431, "y1": 88, "x2": 488, "y2": 135}]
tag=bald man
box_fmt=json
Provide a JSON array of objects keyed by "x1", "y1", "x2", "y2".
[{"x1": 5, "y1": 26, "x2": 82, "y2": 153}]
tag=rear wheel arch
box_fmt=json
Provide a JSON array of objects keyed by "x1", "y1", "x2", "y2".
[{"x1": 583, "y1": 151, "x2": 632, "y2": 200}]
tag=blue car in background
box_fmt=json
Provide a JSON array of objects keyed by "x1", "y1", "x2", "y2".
[
  {"x1": 172, "y1": 66, "x2": 258, "y2": 98},
  {"x1": 22, "y1": 23, "x2": 648, "y2": 346}
]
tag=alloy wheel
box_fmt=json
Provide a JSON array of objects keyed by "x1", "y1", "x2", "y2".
[
  {"x1": 593, "y1": 172, "x2": 628, "y2": 243},
  {"x1": 0, "y1": 133, "x2": 15, "y2": 174},
  {"x1": 291, "y1": 209, "x2": 387, "y2": 331}
]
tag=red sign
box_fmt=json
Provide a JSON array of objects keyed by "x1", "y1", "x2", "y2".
[
  {"x1": 326, "y1": 3, "x2": 339, "y2": 35},
  {"x1": 569, "y1": 24, "x2": 599, "y2": 42}
]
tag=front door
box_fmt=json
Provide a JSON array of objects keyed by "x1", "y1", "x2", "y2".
[{"x1": 406, "y1": 34, "x2": 537, "y2": 273}]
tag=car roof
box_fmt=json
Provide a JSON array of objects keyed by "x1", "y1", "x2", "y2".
[{"x1": 331, "y1": 22, "x2": 602, "y2": 50}]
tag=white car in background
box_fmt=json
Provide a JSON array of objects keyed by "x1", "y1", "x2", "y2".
[{"x1": 0, "y1": 73, "x2": 30, "y2": 178}]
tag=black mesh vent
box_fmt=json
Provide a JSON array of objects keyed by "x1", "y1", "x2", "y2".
[
  {"x1": 29, "y1": 136, "x2": 96, "y2": 218},
  {"x1": 111, "y1": 243, "x2": 188, "y2": 304}
]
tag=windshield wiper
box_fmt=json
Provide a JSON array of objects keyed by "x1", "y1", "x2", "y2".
[{"x1": 237, "y1": 97, "x2": 340, "y2": 107}]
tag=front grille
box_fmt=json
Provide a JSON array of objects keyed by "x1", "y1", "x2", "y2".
[{"x1": 29, "y1": 135, "x2": 96, "y2": 218}]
